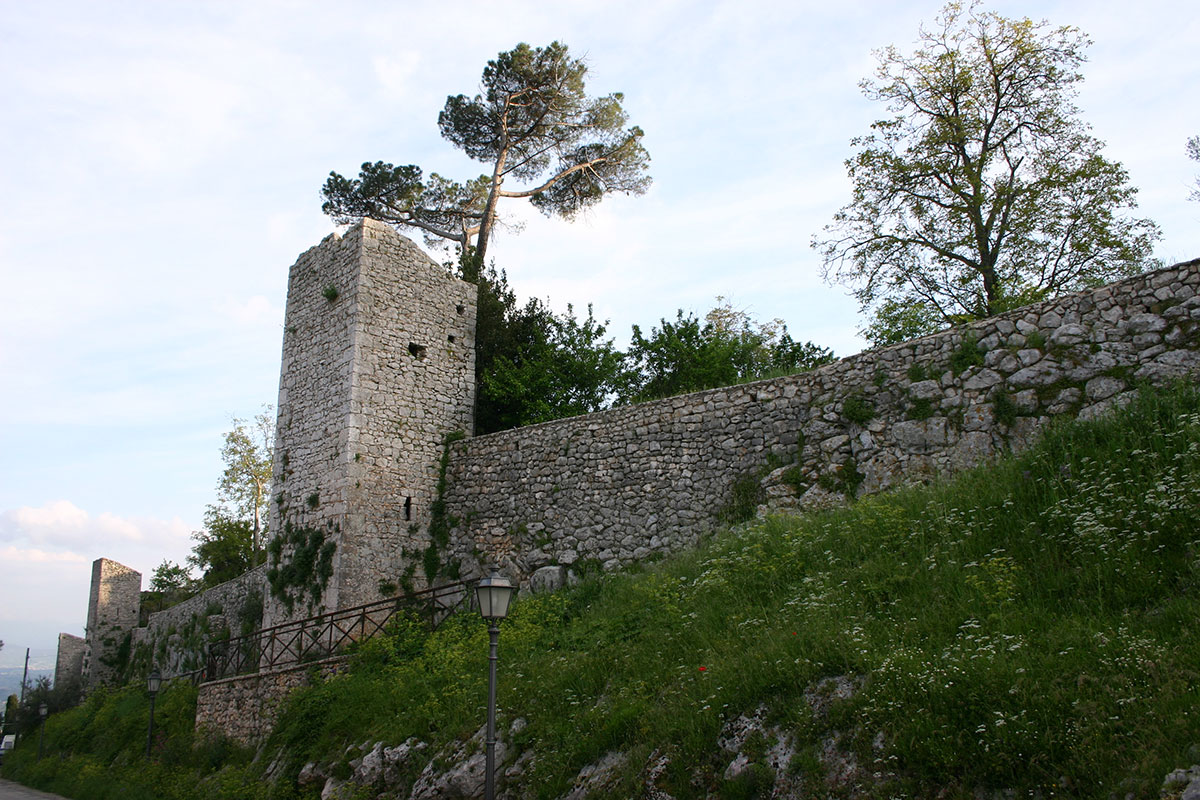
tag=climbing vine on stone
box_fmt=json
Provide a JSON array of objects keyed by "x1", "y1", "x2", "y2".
[
  {"x1": 267, "y1": 521, "x2": 337, "y2": 614},
  {"x1": 424, "y1": 431, "x2": 466, "y2": 583}
]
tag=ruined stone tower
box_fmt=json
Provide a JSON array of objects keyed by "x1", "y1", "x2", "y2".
[
  {"x1": 263, "y1": 219, "x2": 477, "y2": 627},
  {"x1": 81, "y1": 558, "x2": 141, "y2": 689}
]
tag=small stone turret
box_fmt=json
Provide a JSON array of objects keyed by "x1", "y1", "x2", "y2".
[{"x1": 81, "y1": 558, "x2": 141, "y2": 689}]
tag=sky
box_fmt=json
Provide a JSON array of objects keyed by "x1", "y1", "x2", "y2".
[{"x1": 1, "y1": 0, "x2": 1197, "y2": 668}]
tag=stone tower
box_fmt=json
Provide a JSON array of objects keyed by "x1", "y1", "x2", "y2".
[
  {"x1": 264, "y1": 219, "x2": 477, "y2": 627},
  {"x1": 81, "y1": 558, "x2": 142, "y2": 689}
]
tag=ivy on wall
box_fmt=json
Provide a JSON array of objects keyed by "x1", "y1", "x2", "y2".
[
  {"x1": 423, "y1": 431, "x2": 465, "y2": 584},
  {"x1": 267, "y1": 520, "x2": 337, "y2": 614}
]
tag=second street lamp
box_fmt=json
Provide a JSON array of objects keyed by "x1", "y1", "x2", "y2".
[
  {"x1": 146, "y1": 669, "x2": 161, "y2": 759},
  {"x1": 476, "y1": 567, "x2": 516, "y2": 800},
  {"x1": 37, "y1": 702, "x2": 48, "y2": 760}
]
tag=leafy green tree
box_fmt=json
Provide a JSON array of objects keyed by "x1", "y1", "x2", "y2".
[
  {"x1": 188, "y1": 512, "x2": 256, "y2": 589},
  {"x1": 215, "y1": 408, "x2": 273, "y2": 557},
  {"x1": 469, "y1": 260, "x2": 628, "y2": 433},
  {"x1": 9, "y1": 675, "x2": 79, "y2": 736},
  {"x1": 149, "y1": 560, "x2": 193, "y2": 594},
  {"x1": 1188, "y1": 136, "x2": 1200, "y2": 201},
  {"x1": 187, "y1": 410, "x2": 273, "y2": 587},
  {"x1": 322, "y1": 41, "x2": 650, "y2": 272},
  {"x1": 139, "y1": 560, "x2": 198, "y2": 617},
  {"x1": 481, "y1": 302, "x2": 627, "y2": 430},
  {"x1": 622, "y1": 300, "x2": 834, "y2": 403},
  {"x1": 815, "y1": 2, "x2": 1159, "y2": 342}
]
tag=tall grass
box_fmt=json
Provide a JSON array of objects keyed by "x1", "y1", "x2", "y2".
[
  {"x1": 7, "y1": 383, "x2": 1200, "y2": 798},
  {"x1": 0, "y1": 681, "x2": 275, "y2": 799}
]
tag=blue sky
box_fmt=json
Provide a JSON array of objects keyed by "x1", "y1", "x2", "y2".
[{"x1": 1, "y1": 0, "x2": 1197, "y2": 667}]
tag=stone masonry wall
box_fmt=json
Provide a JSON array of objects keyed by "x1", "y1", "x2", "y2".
[
  {"x1": 265, "y1": 219, "x2": 477, "y2": 628},
  {"x1": 443, "y1": 259, "x2": 1200, "y2": 589},
  {"x1": 82, "y1": 558, "x2": 142, "y2": 690},
  {"x1": 131, "y1": 565, "x2": 269, "y2": 678},
  {"x1": 194, "y1": 657, "x2": 346, "y2": 746},
  {"x1": 54, "y1": 633, "x2": 85, "y2": 691}
]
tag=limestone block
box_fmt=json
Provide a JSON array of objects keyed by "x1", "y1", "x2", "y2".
[
  {"x1": 1049, "y1": 323, "x2": 1089, "y2": 347},
  {"x1": 963, "y1": 368, "x2": 1003, "y2": 392},
  {"x1": 891, "y1": 418, "x2": 948, "y2": 454},
  {"x1": 1007, "y1": 362, "x2": 1062, "y2": 388},
  {"x1": 1085, "y1": 376, "x2": 1125, "y2": 401},
  {"x1": 1016, "y1": 349, "x2": 1043, "y2": 367},
  {"x1": 908, "y1": 380, "x2": 943, "y2": 401},
  {"x1": 947, "y1": 431, "x2": 993, "y2": 471},
  {"x1": 1126, "y1": 312, "x2": 1167, "y2": 334}
]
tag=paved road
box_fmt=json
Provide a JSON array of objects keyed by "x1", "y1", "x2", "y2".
[{"x1": 0, "y1": 779, "x2": 70, "y2": 799}]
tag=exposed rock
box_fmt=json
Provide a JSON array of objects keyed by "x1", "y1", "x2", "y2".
[
  {"x1": 529, "y1": 565, "x2": 566, "y2": 593},
  {"x1": 1049, "y1": 323, "x2": 1089, "y2": 346},
  {"x1": 1163, "y1": 764, "x2": 1200, "y2": 800},
  {"x1": 562, "y1": 750, "x2": 628, "y2": 800},
  {"x1": 1085, "y1": 375, "x2": 1125, "y2": 401},
  {"x1": 892, "y1": 419, "x2": 948, "y2": 454},
  {"x1": 409, "y1": 725, "x2": 507, "y2": 800}
]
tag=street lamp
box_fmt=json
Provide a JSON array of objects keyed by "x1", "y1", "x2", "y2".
[
  {"x1": 475, "y1": 566, "x2": 516, "y2": 800},
  {"x1": 37, "y1": 702, "x2": 47, "y2": 760},
  {"x1": 146, "y1": 669, "x2": 161, "y2": 759}
]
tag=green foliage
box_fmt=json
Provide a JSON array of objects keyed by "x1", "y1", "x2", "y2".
[
  {"x1": 0, "y1": 681, "x2": 268, "y2": 799},
  {"x1": 906, "y1": 362, "x2": 929, "y2": 382},
  {"x1": 322, "y1": 41, "x2": 650, "y2": 270},
  {"x1": 188, "y1": 515, "x2": 255, "y2": 589},
  {"x1": 622, "y1": 301, "x2": 834, "y2": 403},
  {"x1": 1188, "y1": 135, "x2": 1200, "y2": 202},
  {"x1": 422, "y1": 431, "x2": 466, "y2": 584},
  {"x1": 906, "y1": 397, "x2": 935, "y2": 421},
  {"x1": 188, "y1": 410, "x2": 274, "y2": 587},
  {"x1": 992, "y1": 390, "x2": 1018, "y2": 427},
  {"x1": 140, "y1": 561, "x2": 200, "y2": 620},
  {"x1": 237, "y1": 590, "x2": 264, "y2": 636},
  {"x1": 816, "y1": 2, "x2": 1159, "y2": 339},
  {"x1": 266, "y1": 522, "x2": 337, "y2": 615},
  {"x1": 20, "y1": 387, "x2": 1200, "y2": 799},
  {"x1": 478, "y1": 299, "x2": 627, "y2": 431},
  {"x1": 1024, "y1": 329, "x2": 1047, "y2": 350},
  {"x1": 818, "y1": 457, "x2": 865, "y2": 498},
  {"x1": 862, "y1": 297, "x2": 947, "y2": 347},
  {"x1": 719, "y1": 472, "x2": 766, "y2": 525},
  {"x1": 322, "y1": 284, "x2": 339, "y2": 302},
  {"x1": 842, "y1": 394, "x2": 875, "y2": 425},
  {"x1": 950, "y1": 332, "x2": 985, "y2": 374},
  {"x1": 471, "y1": 283, "x2": 836, "y2": 432}
]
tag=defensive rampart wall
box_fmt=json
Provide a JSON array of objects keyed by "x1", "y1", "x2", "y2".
[
  {"x1": 131, "y1": 566, "x2": 269, "y2": 678},
  {"x1": 63, "y1": 219, "x2": 1200, "y2": 745},
  {"x1": 443, "y1": 259, "x2": 1200, "y2": 590}
]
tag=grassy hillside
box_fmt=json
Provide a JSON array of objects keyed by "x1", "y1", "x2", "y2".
[{"x1": 5, "y1": 383, "x2": 1200, "y2": 798}]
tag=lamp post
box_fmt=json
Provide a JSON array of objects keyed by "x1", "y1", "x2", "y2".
[
  {"x1": 146, "y1": 669, "x2": 161, "y2": 759},
  {"x1": 475, "y1": 566, "x2": 515, "y2": 800},
  {"x1": 37, "y1": 702, "x2": 47, "y2": 760}
]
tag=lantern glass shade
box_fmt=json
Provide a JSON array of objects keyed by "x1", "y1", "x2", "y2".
[
  {"x1": 38, "y1": 702, "x2": 47, "y2": 718},
  {"x1": 476, "y1": 567, "x2": 515, "y2": 620},
  {"x1": 147, "y1": 669, "x2": 162, "y2": 695}
]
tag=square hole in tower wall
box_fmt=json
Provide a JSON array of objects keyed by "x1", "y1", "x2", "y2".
[{"x1": 408, "y1": 343, "x2": 427, "y2": 359}]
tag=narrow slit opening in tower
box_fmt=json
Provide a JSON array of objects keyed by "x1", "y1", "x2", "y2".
[{"x1": 404, "y1": 496, "x2": 412, "y2": 521}]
